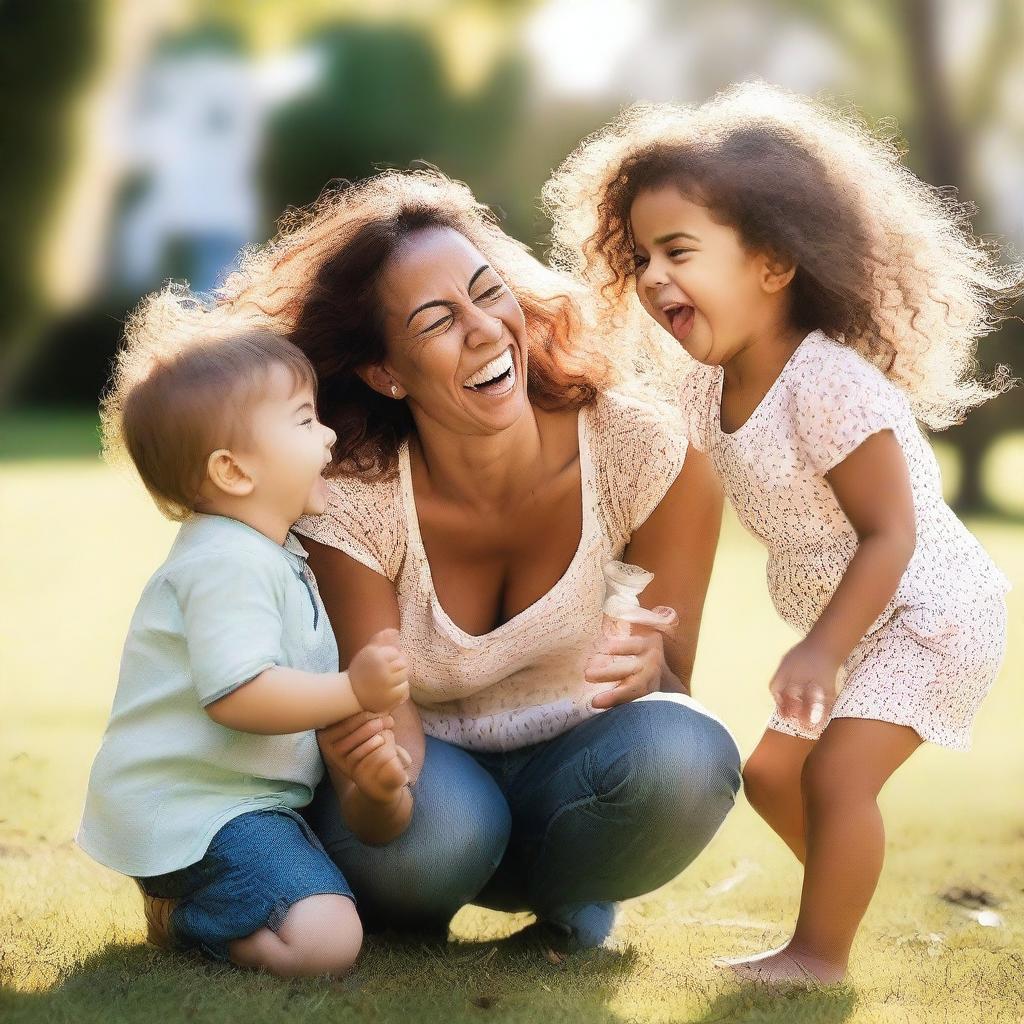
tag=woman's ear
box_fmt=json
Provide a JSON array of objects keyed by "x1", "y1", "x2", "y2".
[
  {"x1": 358, "y1": 364, "x2": 406, "y2": 400},
  {"x1": 205, "y1": 449, "x2": 255, "y2": 498},
  {"x1": 761, "y1": 253, "x2": 797, "y2": 293}
]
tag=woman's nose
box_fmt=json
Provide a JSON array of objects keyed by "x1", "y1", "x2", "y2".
[{"x1": 464, "y1": 303, "x2": 504, "y2": 346}]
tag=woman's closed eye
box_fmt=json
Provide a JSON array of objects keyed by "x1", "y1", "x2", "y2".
[{"x1": 420, "y1": 309, "x2": 454, "y2": 334}]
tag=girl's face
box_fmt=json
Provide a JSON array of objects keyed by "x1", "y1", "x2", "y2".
[
  {"x1": 629, "y1": 185, "x2": 779, "y2": 365},
  {"x1": 372, "y1": 227, "x2": 529, "y2": 437}
]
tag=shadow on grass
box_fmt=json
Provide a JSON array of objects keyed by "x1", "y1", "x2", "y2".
[
  {"x1": 687, "y1": 982, "x2": 857, "y2": 1024},
  {"x1": 0, "y1": 927, "x2": 643, "y2": 1024}
]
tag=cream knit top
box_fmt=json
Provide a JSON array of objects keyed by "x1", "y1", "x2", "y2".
[{"x1": 294, "y1": 390, "x2": 688, "y2": 752}]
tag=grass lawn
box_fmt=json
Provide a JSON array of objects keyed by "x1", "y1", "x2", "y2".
[{"x1": 2, "y1": 422, "x2": 1022, "y2": 1024}]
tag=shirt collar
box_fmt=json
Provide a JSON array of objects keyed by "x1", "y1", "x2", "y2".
[{"x1": 187, "y1": 512, "x2": 309, "y2": 563}]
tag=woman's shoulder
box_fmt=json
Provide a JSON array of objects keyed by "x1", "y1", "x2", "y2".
[
  {"x1": 589, "y1": 384, "x2": 687, "y2": 441},
  {"x1": 293, "y1": 463, "x2": 407, "y2": 579},
  {"x1": 587, "y1": 386, "x2": 689, "y2": 538}
]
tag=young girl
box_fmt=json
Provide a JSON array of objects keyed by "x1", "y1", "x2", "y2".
[{"x1": 544, "y1": 82, "x2": 1017, "y2": 983}]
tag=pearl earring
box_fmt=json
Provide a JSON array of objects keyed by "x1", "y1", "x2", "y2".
[{"x1": 390, "y1": 385, "x2": 398, "y2": 397}]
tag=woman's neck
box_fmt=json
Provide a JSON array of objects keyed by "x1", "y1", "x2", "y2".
[{"x1": 410, "y1": 402, "x2": 551, "y2": 511}]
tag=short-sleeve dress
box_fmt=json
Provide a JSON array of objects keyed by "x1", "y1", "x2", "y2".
[
  {"x1": 681, "y1": 330, "x2": 1009, "y2": 750},
  {"x1": 294, "y1": 389, "x2": 699, "y2": 753}
]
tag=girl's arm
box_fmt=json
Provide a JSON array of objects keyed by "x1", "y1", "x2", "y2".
[
  {"x1": 805, "y1": 429, "x2": 916, "y2": 661},
  {"x1": 587, "y1": 447, "x2": 724, "y2": 704},
  {"x1": 304, "y1": 537, "x2": 426, "y2": 845},
  {"x1": 771, "y1": 429, "x2": 916, "y2": 724}
]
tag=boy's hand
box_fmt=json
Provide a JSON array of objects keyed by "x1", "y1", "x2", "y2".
[
  {"x1": 769, "y1": 639, "x2": 840, "y2": 730},
  {"x1": 348, "y1": 628, "x2": 410, "y2": 713}
]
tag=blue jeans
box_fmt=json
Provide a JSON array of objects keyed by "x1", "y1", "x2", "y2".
[{"x1": 302, "y1": 693, "x2": 741, "y2": 932}]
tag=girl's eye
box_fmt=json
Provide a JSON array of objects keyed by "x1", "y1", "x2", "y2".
[
  {"x1": 668, "y1": 248, "x2": 693, "y2": 259},
  {"x1": 632, "y1": 253, "x2": 649, "y2": 271},
  {"x1": 300, "y1": 418, "x2": 314, "y2": 428}
]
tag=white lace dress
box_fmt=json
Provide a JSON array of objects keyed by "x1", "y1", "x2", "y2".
[
  {"x1": 680, "y1": 330, "x2": 1010, "y2": 750},
  {"x1": 295, "y1": 389, "x2": 691, "y2": 753}
]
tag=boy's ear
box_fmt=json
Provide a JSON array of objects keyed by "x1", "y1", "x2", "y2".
[
  {"x1": 358, "y1": 363, "x2": 406, "y2": 400},
  {"x1": 761, "y1": 253, "x2": 797, "y2": 293},
  {"x1": 206, "y1": 449, "x2": 255, "y2": 498}
]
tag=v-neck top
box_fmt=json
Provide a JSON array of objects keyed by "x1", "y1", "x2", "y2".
[
  {"x1": 294, "y1": 389, "x2": 688, "y2": 752},
  {"x1": 679, "y1": 330, "x2": 1010, "y2": 638}
]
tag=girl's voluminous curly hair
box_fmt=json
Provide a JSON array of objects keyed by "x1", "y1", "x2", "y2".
[
  {"x1": 543, "y1": 81, "x2": 1022, "y2": 429},
  {"x1": 198, "y1": 168, "x2": 614, "y2": 477}
]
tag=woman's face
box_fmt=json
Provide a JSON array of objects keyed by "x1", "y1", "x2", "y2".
[
  {"x1": 629, "y1": 185, "x2": 775, "y2": 366},
  {"x1": 373, "y1": 227, "x2": 529, "y2": 436}
]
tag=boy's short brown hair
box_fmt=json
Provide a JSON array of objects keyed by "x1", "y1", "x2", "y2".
[{"x1": 102, "y1": 298, "x2": 317, "y2": 521}]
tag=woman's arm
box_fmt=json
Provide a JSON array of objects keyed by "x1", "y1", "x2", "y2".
[
  {"x1": 585, "y1": 447, "x2": 723, "y2": 706},
  {"x1": 620, "y1": 446, "x2": 724, "y2": 694},
  {"x1": 305, "y1": 536, "x2": 426, "y2": 844}
]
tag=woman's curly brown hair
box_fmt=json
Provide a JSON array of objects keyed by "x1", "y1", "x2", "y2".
[
  {"x1": 543, "y1": 81, "x2": 1022, "y2": 429},
  {"x1": 206, "y1": 168, "x2": 615, "y2": 477}
]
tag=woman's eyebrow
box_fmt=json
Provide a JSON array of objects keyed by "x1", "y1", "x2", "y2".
[{"x1": 405, "y1": 264, "x2": 491, "y2": 327}]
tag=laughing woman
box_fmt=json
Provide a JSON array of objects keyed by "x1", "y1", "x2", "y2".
[{"x1": 218, "y1": 169, "x2": 740, "y2": 947}]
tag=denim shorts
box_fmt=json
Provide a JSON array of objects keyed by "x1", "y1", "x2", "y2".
[{"x1": 135, "y1": 807, "x2": 355, "y2": 962}]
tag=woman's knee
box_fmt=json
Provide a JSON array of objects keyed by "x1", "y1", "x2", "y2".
[
  {"x1": 318, "y1": 738, "x2": 511, "y2": 925},
  {"x1": 618, "y1": 699, "x2": 742, "y2": 826}
]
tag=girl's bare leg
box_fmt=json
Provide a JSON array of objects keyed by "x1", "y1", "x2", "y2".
[
  {"x1": 741, "y1": 728, "x2": 815, "y2": 861},
  {"x1": 228, "y1": 893, "x2": 362, "y2": 978},
  {"x1": 725, "y1": 718, "x2": 921, "y2": 984}
]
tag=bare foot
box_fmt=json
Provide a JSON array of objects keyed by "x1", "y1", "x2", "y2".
[{"x1": 714, "y1": 943, "x2": 846, "y2": 985}]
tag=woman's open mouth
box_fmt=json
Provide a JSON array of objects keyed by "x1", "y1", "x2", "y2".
[
  {"x1": 662, "y1": 303, "x2": 696, "y2": 343},
  {"x1": 462, "y1": 345, "x2": 516, "y2": 397}
]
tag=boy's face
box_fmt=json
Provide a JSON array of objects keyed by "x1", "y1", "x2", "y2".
[
  {"x1": 237, "y1": 364, "x2": 337, "y2": 522},
  {"x1": 629, "y1": 185, "x2": 776, "y2": 366}
]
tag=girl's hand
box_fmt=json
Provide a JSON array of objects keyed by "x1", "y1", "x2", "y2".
[
  {"x1": 584, "y1": 624, "x2": 670, "y2": 710},
  {"x1": 769, "y1": 640, "x2": 841, "y2": 730}
]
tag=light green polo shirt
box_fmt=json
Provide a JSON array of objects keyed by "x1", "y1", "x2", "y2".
[{"x1": 77, "y1": 512, "x2": 339, "y2": 877}]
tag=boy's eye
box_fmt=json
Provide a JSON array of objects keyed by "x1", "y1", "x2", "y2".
[{"x1": 300, "y1": 418, "x2": 314, "y2": 427}]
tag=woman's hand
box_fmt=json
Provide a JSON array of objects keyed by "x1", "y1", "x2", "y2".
[
  {"x1": 584, "y1": 624, "x2": 672, "y2": 710},
  {"x1": 318, "y1": 711, "x2": 411, "y2": 801},
  {"x1": 768, "y1": 639, "x2": 841, "y2": 730}
]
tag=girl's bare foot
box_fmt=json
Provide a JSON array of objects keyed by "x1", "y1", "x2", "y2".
[{"x1": 714, "y1": 943, "x2": 846, "y2": 985}]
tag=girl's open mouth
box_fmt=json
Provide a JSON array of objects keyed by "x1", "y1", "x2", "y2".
[{"x1": 664, "y1": 304, "x2": 695, "y2": 343}]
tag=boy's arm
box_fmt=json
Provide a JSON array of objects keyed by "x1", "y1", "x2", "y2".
[
  {"x1": 204, "y1": 665, "x2": 363, "y2": 734},
  {"x1": 205, "y1": 628, "x2": 410, "y2": 734}
]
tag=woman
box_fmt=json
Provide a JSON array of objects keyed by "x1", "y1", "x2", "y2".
[{"x1": 222, "y1": 169, "x2": 740, "y2": 947}]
